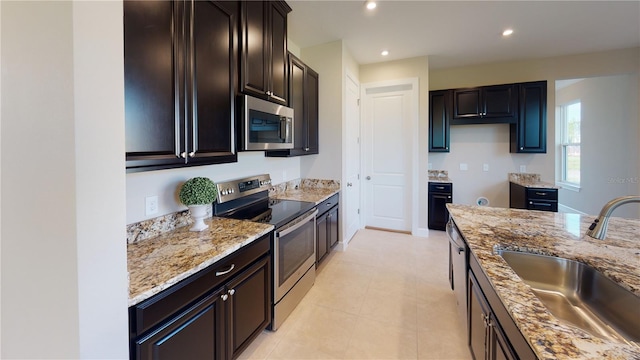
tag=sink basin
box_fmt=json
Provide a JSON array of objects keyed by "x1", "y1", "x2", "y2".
[{"x1": 499, "y1": 250, "x2": 640, "y2": 344}]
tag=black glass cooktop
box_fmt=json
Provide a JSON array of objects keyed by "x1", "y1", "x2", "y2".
[{"x1": 214, "y1": 191, "x2": 315, "y2": 229}]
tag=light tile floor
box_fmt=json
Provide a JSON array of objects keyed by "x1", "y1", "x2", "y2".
[{"x1": 238, "y1": 229, "x2": 472, "y2": 360}]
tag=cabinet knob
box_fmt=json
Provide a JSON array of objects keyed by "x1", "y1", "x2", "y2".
[
  {"x1": 266, "y1": 91, "x2": 272, "y2": 96},
  {"x1": 221, "y1": 294, "x2": 229, "y2": 301},
  {"x1": 304, "y1": 147, "x2": 310, "y2": 151},
  {"x1": 228, "y1": 289, "x2": 235, "y2": 296},
  {"x1": 188, "y1": 151, "x2": 195, "y2": 158},
  {"x1": 180, "y1": 152, "x2": 187, "y2": 159},
  {"x1": 520, "y1": 147, "x2": 524, "y2": 150}
]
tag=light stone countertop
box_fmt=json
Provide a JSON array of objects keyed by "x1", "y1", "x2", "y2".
[
  {"x1": 127, "y1": 217, "x2": 273, "y2": 307},
  {"x1": 509, "y1": 172, "x2": 559, "y2": 189},
  {"x1": 447, "y1": 204, "x2": 640, "y2": 359},
  {"x1": 271, "y1": 178, "x2": 340, "y2": 204}
]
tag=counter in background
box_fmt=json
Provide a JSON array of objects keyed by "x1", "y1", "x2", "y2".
[
  {"x1": 448, "y1": 204, "x2": 639, "y2": 359},
  {"x1": 270, "y1": 178, "x2": 340, "y2": 204}
]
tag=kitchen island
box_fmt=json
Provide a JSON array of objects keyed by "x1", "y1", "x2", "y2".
[{"x1": 447, "y1": 204, "x2": 640, "y2": 359}]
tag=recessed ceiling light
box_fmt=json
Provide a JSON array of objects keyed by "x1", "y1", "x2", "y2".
[
  {"x1": 381, "y1": 50, "x2": 389, "y2": 56},
  {"x1": 365, "y1": 1, "x2": 377, "y2": 10},
  {"x1": 502, "y1": 29, "x2": 514, "y2": 37}
]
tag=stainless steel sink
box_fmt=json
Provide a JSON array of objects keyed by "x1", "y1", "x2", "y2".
[{"x1": 499, "y1": 250, "x2": 640, "y2": 344}]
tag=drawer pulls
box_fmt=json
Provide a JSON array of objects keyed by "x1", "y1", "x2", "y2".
[
  {"x1": 215, "y1": 264, "x2": 235, "y2": 276},
  {"x1": 535, "y1": 192, "x2": 548, "y2": 196},
  {"x1": 529, "y1": 201, "x2": 551, "y2": 207}
]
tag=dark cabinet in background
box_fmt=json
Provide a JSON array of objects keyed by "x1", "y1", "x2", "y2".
[
  {"x1": 240, "y1": 0, "x2": 291, "y2": 105},
  {"x1": 266, "y1": 53, "x2": 319, "y2": 157},
  {"x1": 429, "y1": 90, "x2": 450, "y2": 152},
  {"x1": 510, "y1": 182, "x2": 558, "y2": 212},
  {"x1": 316, "y1": 193, "x2": 339, "y2": 266},
  {"x1": 452, "y1": 84, "x2": 517, "y2": 124},
  {"x1": 124, "y1": 0, "x2": 237, "y2": 172},
  {"x1": 510, "y1": 81, "x2": 547, "y2": 153},
  {"x1": 428, "y1": 182, "x2": 452, "y2": 231}
]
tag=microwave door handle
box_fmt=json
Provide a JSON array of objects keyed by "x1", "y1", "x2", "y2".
[{"x1": 279, "y1": 117, "x2": 287, "y2": 140}]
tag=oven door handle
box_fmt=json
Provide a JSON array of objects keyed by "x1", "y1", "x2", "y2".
[{"x1": 277, "y1": 209, "x2": 318, "y2": 238}]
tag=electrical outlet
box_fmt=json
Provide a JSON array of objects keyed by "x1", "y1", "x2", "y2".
[
  {"x1": 520, "y1": 165, "x2": 526, "y2": 173},
  {"x1": 460, "y1": 163, "x2": 468, "y2": 171},
  {"x1": 145, "y1": 195, "x2": 159, "y2": 216},
  {"x1": 483, "y1": 163, "x2": 489, "y2": 172}
]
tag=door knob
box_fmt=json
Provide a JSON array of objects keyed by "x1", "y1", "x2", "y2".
[
  {"x1": 347, "y1": 182, "x2": 353, "y2": 187},
  {"x1": 366, "y1": 176, "x2": 371, "y2": 180}
]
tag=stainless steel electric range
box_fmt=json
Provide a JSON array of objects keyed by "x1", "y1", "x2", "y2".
[{"x1": 213, "y1": 174, "x2": 317, "y2": 330}]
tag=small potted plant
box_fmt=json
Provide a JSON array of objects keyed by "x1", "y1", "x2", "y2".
[{"x1": 179, "y1": 177, "x2": 218, "y2": 232}]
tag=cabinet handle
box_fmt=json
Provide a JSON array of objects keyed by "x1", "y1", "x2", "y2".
[
  {"x1": 228, "y1": 289, "x2": 235, "y2": 296},
  {"x1": 448, "y1": 196, "x2": 452, "y2": 199},
  {"x1": 266, "y1": 91, "x2": 272, "y2": 96},
  {"x1": 215, "y1": 264, "x2": 235, "y2": 276},
  {"x1": 436, "y1": 186, "x2": 445, "y2": 190},
  {"x1": 188, "y1": 151, "x2": 195, "y2": 158},
  {"x1": 221, "y1": 294, "x2": 229, "y2": 301},
  {"x1": 304, "y1": 147, "x2": 310, "y2": 151},
  {"x1": 180, "y1": 152, "x2": 187, "y2": 159},
  {"x1": 520, "y1": 147, "x2": 524, "y2": 150},
  {"x1": 326, "y1": 203, "x2": 332, "y2": 207},
  {"x1": 535, "y1": 192, "x2": 547, "y2": 196}
]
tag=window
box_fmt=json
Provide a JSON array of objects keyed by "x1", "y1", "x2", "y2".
[{"x1": 560, "y1": 101, "x2": 581, "y2": 186}]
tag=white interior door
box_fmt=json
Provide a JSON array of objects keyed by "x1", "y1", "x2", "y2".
[
  {"x1": 362, "y1": 81, "x2": 417, "y2": 232},
  {"x1": 343, "y1": 73, "x2": 361, "y2": 243}
]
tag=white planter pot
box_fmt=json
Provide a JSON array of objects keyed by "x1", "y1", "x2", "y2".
[{"x1": 188, "y1": 205, "x2": 209, "y2": 232}]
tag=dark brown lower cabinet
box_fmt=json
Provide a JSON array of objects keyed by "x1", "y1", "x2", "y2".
[
  {"x1": 129, "y1": 234, "x2": 272, "y2": 360},
  {"x1": 316, "y1": 194, "x2": 339, "y2": 266},
  {"x1": 468, "y1": 253, "x2": 536, "y2": 360}
]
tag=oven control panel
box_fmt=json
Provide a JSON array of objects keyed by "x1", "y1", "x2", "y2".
[{"x1": 216, "y1": 174, "x2": 272, "y2": 204}]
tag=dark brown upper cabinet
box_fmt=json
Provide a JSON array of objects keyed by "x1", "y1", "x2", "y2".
[
  {"x1": 429, "y1": 90, "x2": 451, "y2": 152},
  {"x1": 266, "y1": 53, "x2": 319, "y2": 157},
  {"x1": 452, "y1": 84, "x2": 518, "y2": 124},
  {"x1": 124, "y1": 1, "x2": 238, "y2": 172},
  {"x1": 240, "y1": 1, "x2": 291, "y2": 106},
  {"x1": 510, "y1": 81, "x2": 547, "y2": 153}
]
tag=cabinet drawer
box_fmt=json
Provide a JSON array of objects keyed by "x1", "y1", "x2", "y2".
[
  {"x1": 131, "y1": 233, "x2": 271, "y2": 336},
  {"x1": 526, "y1": 188, "x2": 557, "y2": 201},
  {"x1": 317, "y1": 193, "x2": 339, "y2": 217},
  {"x1": 429, "y1": 182, "x2": 452, "y2": 194},
  {"x1": 527, "y1": 200, "x2": 558, "y2": 212}
]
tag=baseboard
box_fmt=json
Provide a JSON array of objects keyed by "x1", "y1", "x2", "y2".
[
  {"x1": 365, "y1": 226, "x2": 411, "y2": 235},
  {"x1": 558, "y1": 203, "x2": 588, "y2": 215},
  {"x1": 413, "y1": 227, "x2": 429, "y2": 237}
]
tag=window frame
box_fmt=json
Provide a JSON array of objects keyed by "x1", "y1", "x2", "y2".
[{"x1": 558, "y1": 100, "x2": 581, "y2": 190}]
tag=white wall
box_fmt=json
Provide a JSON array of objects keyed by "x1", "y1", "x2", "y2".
[
  {"x1": 359, "y1": 56, "x2": 430, "y2": 233},
  {"x1": 1, "y1": 2, "x2": 128, "y2": 358},
  {"x1": 429, "y1": 47, "x2": 640, "y2": 212},
  {"x1": 556, "y1": 74, "x2": 640, "y2": 218},
  {"x1": 127, "y1": 153, "x2": 300, "y2": 224}
]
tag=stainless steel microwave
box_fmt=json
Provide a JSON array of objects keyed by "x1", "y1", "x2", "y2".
[{"x1": 240, "y1": 95, "x2": 294, "y2": 151}]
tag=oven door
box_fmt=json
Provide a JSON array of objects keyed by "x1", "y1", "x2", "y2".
[{"x1": 274, "y1": 209, "x2": 318, "y2": 302}]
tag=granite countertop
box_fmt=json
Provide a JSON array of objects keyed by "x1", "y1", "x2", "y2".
[
  {"x1": 271, "y1": 179, "x2": 340, "y2": 204},
  {"x1": 428, "y1": 169, "x2": 452, "y2": 183},
  {"x1": 447, "y1": 204, "x2": 640, "y2": 359},
  {"x1": 428, "y1": 177, "x2": 453, "y2": 183},
  {"x1": 509, "y1": 172, "x2": 559, "y2": 189},
  {"x1": 127, "y1": 217, "x2": 273, "y2": 307}
]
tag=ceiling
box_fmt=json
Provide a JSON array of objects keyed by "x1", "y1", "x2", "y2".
[{"x1": 287, "y1": 1, "x2": 640, "y2": 69}]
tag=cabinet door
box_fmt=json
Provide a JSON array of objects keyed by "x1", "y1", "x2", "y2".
[
  {"x1": 188, "y1": 0, "x2": 237, "y2": 166},
  {"x1": 428, "y1": 192, "x2": 451, "y2": 231},
  {"x1": 482, "y1": 85, "x2": 517, "y2": 119},
  {"x1": 240, "y1": 1, "x2": 269, "y2": 99},
  {"x1": 124, "y1": 1, "x2": 186, "y2": 170},
  {"x1": 305, "y1": 67, "x2": 319, "y2": 154},
  {"x1": 268, "y1": 2, "x2": 289, "y2": 105},
  {"x1": 316, "y1": 212, "x2": 328, "y2": 265},
  {"x1": 135, "y1": 290, "x2": 226, "y2": 360},
  {"x1": 327, "y1": 206, "x2": 339, "y2": 250},
  {"x1": 490, "y1": 314, "x2": 517, "y2": 360},
  {"x1": 468, "y1": 273, "x2": 490, "y2": 360},
  {"x1": 453, "y1": 88, "x2": 482, "y2": 119},
  {"x1": 226, "y1": 256, "x2": 272, "y2": 359},
  {"x1": 429, "y1": 90, "x2": 450, "y2": 152},
  {"x1": 511, "y1": 81, "x2": 547, "y2": 153},
  {"x1": 288, "y1": 55, "x2": 306, "y2": 153}
]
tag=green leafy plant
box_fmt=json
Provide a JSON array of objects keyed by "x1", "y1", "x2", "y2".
[{"x1": 179, "y1": 177, "x2": 217, "y2": 206}]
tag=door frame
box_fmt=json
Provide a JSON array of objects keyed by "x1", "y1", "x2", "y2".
[
  {"x1": 342, "y1": 69, "x2": 361, "y2": 248},
  {"x1": 360, "y1": 77, "x2": 419, "y2": 235}
]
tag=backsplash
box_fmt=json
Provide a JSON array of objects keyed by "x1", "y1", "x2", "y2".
[
  {"x1": 127, "y1": 178, "x2": 339, "y2": 244},
  {"x1": 509, "y1": 172, "x2": 541, "y2": 183},
  {"x1": 428, "y1": 170, "x2": 449, "y2": 179},
  {"x1": 126, "y1": 205, "x2": 212, "y2": 244}
]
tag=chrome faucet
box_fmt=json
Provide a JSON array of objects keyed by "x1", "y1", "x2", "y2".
[{"x1": 585, "y1": 195, "x2": 640, "y2": 240}]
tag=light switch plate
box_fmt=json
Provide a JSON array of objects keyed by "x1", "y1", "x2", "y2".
[
  {"x1": 145, "y1": 195, "x2": 159, "y2": 216},
  {"x1": 460, "y1": 163, "x2": 468, "y2": 171}
]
